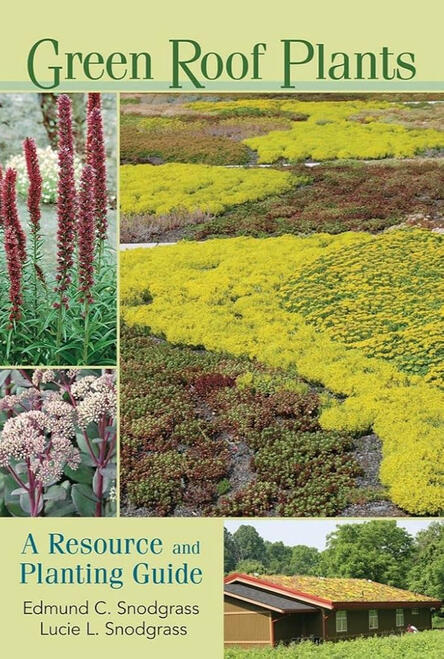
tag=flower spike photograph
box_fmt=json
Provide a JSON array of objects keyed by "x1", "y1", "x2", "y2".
[{"x1": 0, "y1": 92, "x2": 117, "y2": 365}]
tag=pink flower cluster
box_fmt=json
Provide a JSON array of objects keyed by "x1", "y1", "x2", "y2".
[
  {"x1": 32, "y1": 369, "x2": 56, "y2": 387},
  {"x1": 0, "y1": 410, "x2": 80, "y2": 486},
  {"x1": 31, "y1": 436, "x2": 80, "y2": 486},
  {"x1": 0, "y1": 388, "x2": 40, "y2": 412},
  {"x1": 72, "y1": 373, "x2": 117, "y2": 429},
  {"x1": 0, "y1": 370, "x2": 115, "y2": 517}
]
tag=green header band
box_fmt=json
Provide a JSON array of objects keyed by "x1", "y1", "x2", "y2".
[{"x1": 1, "y1": 81, "x2": 443, "y2": 91}]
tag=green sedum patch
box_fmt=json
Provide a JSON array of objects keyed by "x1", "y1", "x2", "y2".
[
  {"x1": 281, "y1": 230, "x2": 443, "y2": 384},
  {"x1": 120, "y1": 328, "x2": 360, "y2": 517}
]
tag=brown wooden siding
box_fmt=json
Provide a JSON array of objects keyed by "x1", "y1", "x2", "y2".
[
  {"x1": 327, "y1": 606, "x2": 433, "y2": 640},
  {"x1": 274, "y1": 612, "x2": 323, "y2": 643},
  {"x1": 224, "y1": 598, "x2": 273, "y2": 614},
  {"x1": 224, "y1": 596, "x2": 272, "y2": 647},
  {"x1": 224, "y1": 594, "x2": 434, "y2": 646}
]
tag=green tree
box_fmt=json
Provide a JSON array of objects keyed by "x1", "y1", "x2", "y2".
[
  {"x1": 265, "y1": 541, "x2": 293, "y2": 573},
  {"x1": 319, "y1": 521, "x2": 414, "y2": 587},
  {"x1": 407, "y1": 522, "x2": 444, "y2": 600},
  {"x1": 236, "y1": 560, "x2": 267, "y2": 575},
  {"x1": 224, "y1": 528, "x2": 237, "y2": 574},
  {"x1": 289, "y1": 545, "x2": 321, "y2": 575},
  {"x1": 233, "y1": 525, "x2": 266, "y2": 564}
]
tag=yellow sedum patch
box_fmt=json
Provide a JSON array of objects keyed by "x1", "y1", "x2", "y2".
[
  {"x1": 120, "y1": 230, "x2": 444, "y2": 515},
  {"x1": 282, "y1": 230, "x2": 443, "y2": 382},
  {"x1": 245, "y1": 121, "x2": 444, "y2": 163},
  {"x1": 188, "y1": 99, "x2": 444, "y2": 162},
  {"x1": 120, "y1": 163, "x2": 296, "y2": 216}
]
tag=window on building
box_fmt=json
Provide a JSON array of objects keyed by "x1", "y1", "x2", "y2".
[
  {"x1": 369, "y1": 609, "x2": 378, "y2": 630},
  {"x1": 412, "y1": 608, "x2": 419, "y2": 615},
  {"x1": 336, "y1": 610, "x2": 347, "y2": 633},
  {"x1": 396, "y1": 608, "x2": 404, "y2": 627}
]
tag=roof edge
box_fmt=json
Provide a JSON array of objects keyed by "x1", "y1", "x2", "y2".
[
  {"x1": 224, "y1": 573, "x2": 333, "y2": 609},
  {"x1": 224, "y1": 574, "x2": 442, "y2": 610},
  {"x1": 224, "y1": 590, "x2": 285, "y2": 613}
]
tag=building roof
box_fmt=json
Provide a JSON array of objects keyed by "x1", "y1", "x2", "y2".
[
  {"x1": 225, "y1": 574, "x2": 442, "y2": 610},
  {"x1": 225, "y1": 582, "x2": 318, "y2": 613}
]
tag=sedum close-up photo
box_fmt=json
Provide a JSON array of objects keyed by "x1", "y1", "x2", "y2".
[
  {"x1": 0, "y1": 368, "x2": 117, "y2": 517},
  {"x1": 119, "y1": 93, "x2": 444, "y2": 519},
  {"x1": 0, "y1": 92, "x2": 117, "y2": 365}
]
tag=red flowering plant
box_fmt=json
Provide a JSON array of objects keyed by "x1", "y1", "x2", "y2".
[
  {"x1": 54, "y1": 94, "x2": 77, "y2": 345},
  {"x1": 2, "y1": 169, "x2": 25, "y2": 338},
  {"x1": 0, "y1": 164, "x2": 4, "y2": 226},
  {"x1": 77, "y1": 164, "x2": 96, "y2": 362},
  {"x1": 0, "y1": 369, "x2": 117, "y2": 517},
  {"x1": 0, "y1": 93, "x2": 116, "y2": 365},
  {"x1": 86, "y1": 94, "x2": 108, "y2": 263},
  {"x1": 23, "y1": 137, "x2": 44, "y2": 315}
]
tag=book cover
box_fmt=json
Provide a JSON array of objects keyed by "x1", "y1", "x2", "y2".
[{"x1": 0, "y1": 2, "x2": 442, "y2": 657}]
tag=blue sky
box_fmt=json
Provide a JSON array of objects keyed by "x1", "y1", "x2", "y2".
[{"x1": 224, "y1": 519, "x2": 437, "y2": 550}]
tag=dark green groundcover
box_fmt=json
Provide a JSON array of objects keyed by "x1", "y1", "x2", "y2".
[
  {"x1": 120, "y1": 326, "x2": 372, "y2": 518},
  {"x1": 224, "y1": 630, "x2": 444, "y2": 658}
]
